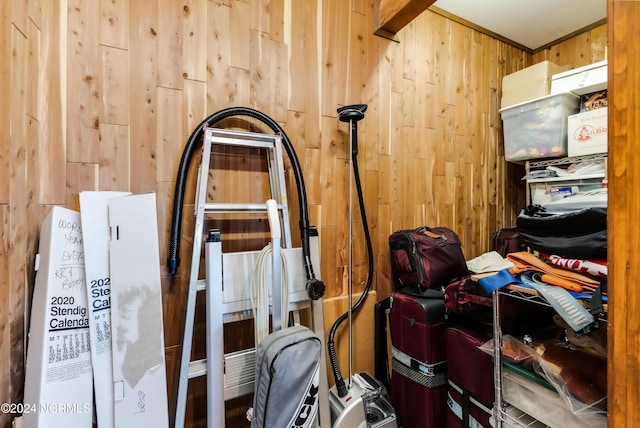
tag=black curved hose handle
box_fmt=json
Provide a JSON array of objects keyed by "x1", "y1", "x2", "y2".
[{"x1": 167, "y1": 107, "x2": 316, "y2": 282}]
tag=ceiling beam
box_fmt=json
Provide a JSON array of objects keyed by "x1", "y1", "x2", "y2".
[{"x1": 375, "y1": 0, "x2": 435, "y2": 35}]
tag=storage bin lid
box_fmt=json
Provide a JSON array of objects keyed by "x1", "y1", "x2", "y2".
[{"x1": 499, "y1": 92, "x2": 579, "y2": 119}]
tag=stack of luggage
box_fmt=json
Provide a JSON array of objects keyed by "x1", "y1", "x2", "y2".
[{"x1": 387, "y1": 226, "x2": 496, "y2": 428}]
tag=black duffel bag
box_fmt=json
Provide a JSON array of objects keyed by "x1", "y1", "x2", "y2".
[{"x1": 516, "y1": 205, "x2": 607, "y2": 259}]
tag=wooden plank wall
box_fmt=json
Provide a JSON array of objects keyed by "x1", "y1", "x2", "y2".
[
  {"x1": 608, "y1": 1, "x2": 640, "y2": 427},
  {"x1": 0, "y1": 1, "x2": 608, "y2": 427}
]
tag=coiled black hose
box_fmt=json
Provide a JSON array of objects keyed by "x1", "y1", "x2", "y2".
[
  {"x1": 328, "y1": 104, "x2": 374, "y2": 397},
  {"x1": 167, "y1": 107, "x2": 324, "y2": 300}
]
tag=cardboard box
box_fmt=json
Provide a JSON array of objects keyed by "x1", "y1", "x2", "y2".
[
  {"x1": 24, "y1": 206, "x2": 93, "y2": 428},
  {"x1": 499, "y1": 92, "x2": 580, "y2": 162},
  {"x1": 501, "y1": 61, "x2": 568, "y2": 109},
  {"x1": 568, "y1": 107, "x2": 608, "y2": 157},
  {"x1": 551, "y1": 60, "x2": 608, "y2": 96}
]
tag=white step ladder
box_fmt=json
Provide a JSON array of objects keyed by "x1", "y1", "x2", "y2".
[{"x1": 174, "y1": 128, "x2": 330, "y2": 428}]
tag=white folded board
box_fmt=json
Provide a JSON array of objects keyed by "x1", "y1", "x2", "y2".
[
  {"x1": 80, "y1": 191, "x2": 131, "y2": 428},
  {"x1": 550, "y1": 60, "x2": 608, "y2": 96},
  {"x1": 108, "y1": 193, "x2": 169, "y2": 428},
  {"x1": 24, "y1": 206, "x2": 93, "y2": 427}
]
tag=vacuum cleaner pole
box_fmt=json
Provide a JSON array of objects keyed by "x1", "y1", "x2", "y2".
[
  {"x1": 338, "y1": 104, "x2": 367, "y2": 391},
  {"x1": 350, "y1": 120, "x2": 359, "y2": 156},
  {"x1": 348, "y1": 120, "x2": 354, "y2": 389},
  {"x1": 329, "y1": 104, "x2": 397, "y2": 428}
]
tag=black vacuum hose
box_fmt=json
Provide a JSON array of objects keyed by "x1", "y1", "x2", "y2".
[
  {"x1": 167, "y1": 107, "x2": 324, "y2": 300},
  {"x1": 328, "y1": 107, "x2": 375, "y2": 397}
]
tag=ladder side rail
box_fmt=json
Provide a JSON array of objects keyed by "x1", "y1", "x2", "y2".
[
  {"x1": 264, "y1": 148, "x2": 282, "y2": 242},
  {"x1": 309, "y1": 229, "x2": 331, "y2": 427},
  {"x1": 205, "y1": 230, "x2": 224, "y2": 428},
  {"x1": 175, "y1": 133, "x2": 214, "y2": 428}
]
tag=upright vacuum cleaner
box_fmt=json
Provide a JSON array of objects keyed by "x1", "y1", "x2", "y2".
[{"x1": 327, "y1": 104, "x2": 397, "y2": 428}]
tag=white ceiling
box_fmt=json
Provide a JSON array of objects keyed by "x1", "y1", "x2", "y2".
[{"x1": 430, "y1": 0, "x2": 607, "y2": 51}]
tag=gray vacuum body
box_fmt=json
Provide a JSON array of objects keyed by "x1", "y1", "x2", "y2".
[
  {"x1": 328, "y1": 373, "x2": 397, "y2": 428},
  {"x1": 251, "y1": 325, "x2": 322, "y2": 428}
]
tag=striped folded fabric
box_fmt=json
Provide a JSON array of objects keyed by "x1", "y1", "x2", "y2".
[{"x1": 539, "y1": 253, "x2": 607, "y2": 279}]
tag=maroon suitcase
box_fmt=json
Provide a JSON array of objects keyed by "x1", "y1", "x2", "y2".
[
  {"x1": 445, "y1": 326, "x2": 494, "y2": 428},
  {"x1": 389, "y1": 290, "x2": 448, "y2": 428}
]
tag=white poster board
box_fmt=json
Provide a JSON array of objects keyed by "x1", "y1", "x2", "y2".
[
  {"x1": 108, "y1": 193, "x2": 169, "y2": 428},
  {"x1": 80, "y1": 191, "x2": 131, "y2": 428},
  {"x1": 24, "y1": 206, "x2": 93, "y2": 427}
]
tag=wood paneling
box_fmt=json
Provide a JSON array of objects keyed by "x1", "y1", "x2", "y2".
[
  {"x1": 129, "y1": 0, "x2": 158, "y2": 194},
  {"x1": 182, "y1": 0, "x2": 208, "y2": 83},
  {"x1": 157, "y1": 86, "x2": 184, "y2": 183},
  {"x1": 157, "y1": 0, "x2": 183, "y2": 90},
  {"x1": 9, "y1": 24, "x2": 28, "y2": 326},
  {"x1": 37, "y1": 0, "x2": 66, "y2": 206},
  {"x1": 0, "y1": 1, "x2": 614, "y2": 427},
  {"x1": 0, "y1": 205, "x2": 10, "y2": 416},
  {"x1": 531, "y1": 24, "x2": 608, "y2": 69},
  {"x1": 67, "y1": 0, "x2": 101, "y2": 164},
  {"x1": 99, "y1": 0, "x2": 129, "y2": 50},
  {"x1": 100, "y1": 46, "x2": 129, "y2": 125},
  {"x1": 608, "y1": 2, "x2": 640, "y2": 426},
  {"x1": 0, "y1": 2, "x2": 10, "y2": 206},
  {"x1": 99, "y1": 124, "x2": 130, "y2": 189},
  {"x1": 322, "y1": 291, "x2": 378, "y2": 386},
  {"x1": 228, "y1": 1, "x2": 251, "y2": 71}
]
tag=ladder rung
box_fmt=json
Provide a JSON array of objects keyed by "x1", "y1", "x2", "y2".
[
  {"x1": 204, "y1": 202, "x2": 285, "y2": 213},
  {"x1": 188, "y1": 359, "x2": 207, "y2": 379},
  {"x1": 185, "y1": 349, "x2": 256, "y2": 384},
  {"x1": 225, "y1": 349, "x2": 256, "y2": 389},
  {"x1": 195, "y1": 279, "x2": 206, "y2": 292},
  {"x1": 209, "y1": 130, "x2": 279, "y2": 149}
]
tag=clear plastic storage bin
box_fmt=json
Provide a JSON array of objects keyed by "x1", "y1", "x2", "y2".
[{"x1": 500, "y1": 93, "x2": 579, "y2": 162}]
